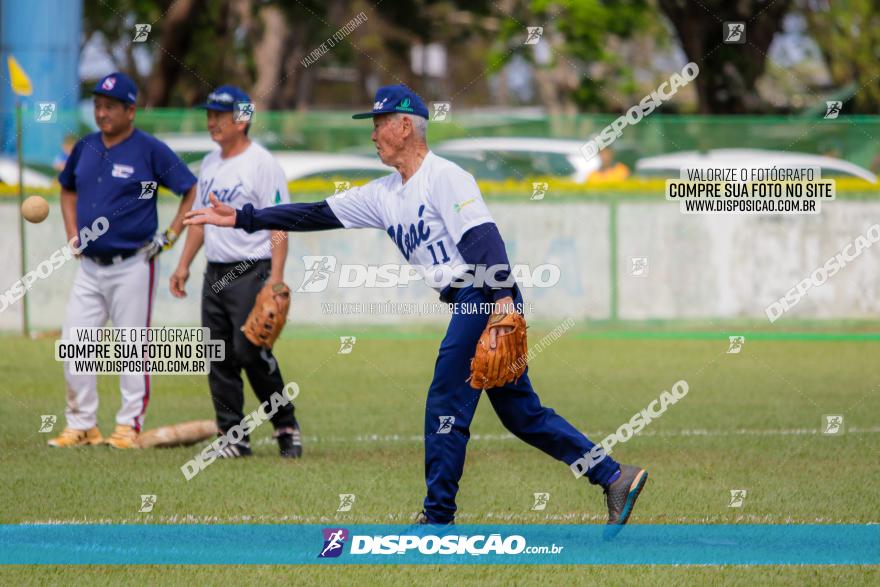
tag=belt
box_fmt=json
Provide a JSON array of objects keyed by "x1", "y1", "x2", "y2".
[
  {"x1": 87, "y1": 249, "x2": 141, "y2": 266},
  {"x1": 206, "y1": 258, "x2": 270, "y2": 273}
]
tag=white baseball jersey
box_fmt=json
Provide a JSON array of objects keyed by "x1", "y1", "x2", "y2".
[
  {"x1": 198, "y1": 142, "x2": 289, "y2": 263},
  {"x1": 327, "y1": 151, "x2": 495, "y2": 291}
]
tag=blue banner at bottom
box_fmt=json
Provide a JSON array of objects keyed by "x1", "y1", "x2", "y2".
[{"x1": 1, "y1": 524, "x2": 877, "y2": 565}]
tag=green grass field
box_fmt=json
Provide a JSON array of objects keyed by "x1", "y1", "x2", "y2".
[{"x1": 1, "y1": 328, "x2": 878, "y2": 585}]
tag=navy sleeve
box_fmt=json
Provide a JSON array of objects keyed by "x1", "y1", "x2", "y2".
[
  {"x1": 152, "y1": 138, "x2": 197, "y2": 196},
  {"x1": 58, "y1": 139, "x2": 84, "y2": 191},
  {"x1": 235, "y1": 201, "x2": 344, "y2": 233},
  {"x1": 456, "y1": 222, "x2": 517, "y2": 302}
]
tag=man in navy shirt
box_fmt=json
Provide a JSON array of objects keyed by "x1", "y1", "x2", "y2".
[{"x1": 50, "y1": 72, "x2": 197, "y2": 449}]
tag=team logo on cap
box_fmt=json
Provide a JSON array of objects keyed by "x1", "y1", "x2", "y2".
[
  {"x1": 396, "y1": 97, "x2": 414, "y2": 113},
  {"x1": 102, "y1": 77, "x2": 117, "y2": 91},
  {"x1": 373, "y1": 97, "x2": 388, "y2": 111},
  {"x1": 207, "y1": 91, "x2": 235, "y2": 104}
]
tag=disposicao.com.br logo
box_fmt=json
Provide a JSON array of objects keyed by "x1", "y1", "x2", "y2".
[{"x1": 317, "y1": 528, "x2": 563, "y2": 558}]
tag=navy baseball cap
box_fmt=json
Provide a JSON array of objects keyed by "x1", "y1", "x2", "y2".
[
  {"x1": 352, "y1": 84, "x2": 428, "y2": 119},
  {"x1": 199, "y1": 85, "x2": 251, "y2": 111},
  {"x1": 92, "y1": 72, "x2": 137, "y2": 105}
]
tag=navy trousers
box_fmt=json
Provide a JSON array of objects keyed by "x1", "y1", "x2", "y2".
[{"x1": 423, "y1": 286, "x2": 620, "y2": 524}]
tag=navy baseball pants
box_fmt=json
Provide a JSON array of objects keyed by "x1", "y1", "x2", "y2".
[{"x1": 423, "y1": 285, "x2": 620, "y2": 524}]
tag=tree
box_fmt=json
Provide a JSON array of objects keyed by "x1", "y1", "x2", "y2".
[
  {"x1": 801, "y1": 0, "x2": 880, "y2": 113},
  {"x1": 657, "y1": 0, "x2": 792, "y2": 113},
  {"x1": 84, "y1": 0, "x2": 240, "y2": 106},
  {"x1": 489, "y1": 0, "x2": 653, "y2": 113},
  {"x1": 83, "y1": 0, "x2": 164, "y2": 91},
  {"x1": 143, "y1": 0, "x2": 208, "y2": 106}
]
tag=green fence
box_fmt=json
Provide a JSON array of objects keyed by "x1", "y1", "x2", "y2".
[{"x1": 31, "y1": 110, "x2": 880, "y2": 171}]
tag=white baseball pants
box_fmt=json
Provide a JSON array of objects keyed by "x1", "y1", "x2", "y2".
[{"x1": 61, "y1": 251, "x2": 157, "y2": 431}]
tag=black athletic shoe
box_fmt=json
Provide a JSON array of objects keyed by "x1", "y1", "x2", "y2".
[
  {"x1": 216, "y1": 440, "x2": 252, "y2": 458},
  {"x1": 275, "y1": 426, "x2": 302, "y2": 458},
  {"x1": 603, "y1": 464, "x2": 648, "y2": 540}
]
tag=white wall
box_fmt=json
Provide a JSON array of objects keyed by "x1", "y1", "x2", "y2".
[{"x1": 1, "y1": 199, "x2": 877, "y2": 331}]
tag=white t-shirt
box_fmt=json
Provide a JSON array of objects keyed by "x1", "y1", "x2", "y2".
[
  {"x1": 327, "y1": 151, "x2": 495, "y2": 291},
  {"x1": 197, "y1": 142, "x2": 290, "y2": 263}
]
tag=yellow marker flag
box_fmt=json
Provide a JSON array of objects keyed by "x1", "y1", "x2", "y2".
[{"x1": 7, "y1": 55, "x2": 33, "y2": 96}]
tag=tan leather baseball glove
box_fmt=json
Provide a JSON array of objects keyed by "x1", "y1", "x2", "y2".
[
  {"x1": 469, "y1": 312, "x2": 528, "y2": 390},
  {"x1": 242, "y1": 282, "x2": 291, "y2": 349}
]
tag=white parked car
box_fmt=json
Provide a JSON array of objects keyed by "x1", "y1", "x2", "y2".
[
  {"x1": 636, "y1": 149, "x2": 877, "y2": 183},
  {"x1": 435, "y1": 137, "x2": 600, "y2": 183},
  {"x1": 0, "y1": 157, "x2": 54, "y2": 188},
  {"x1": 271, "y1": 151, "x2": 392, "y2": 181},
  {"x1": 155, "y1": 133, "x2": 219, "y2": 155}
]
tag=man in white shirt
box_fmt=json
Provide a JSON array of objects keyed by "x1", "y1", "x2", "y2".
[
  {"x1": 185, "y1": 85, "x2": 646, "y2": 537},
  {"x1": 170, "y1": 85, "x2": 301, "y2": 458}
]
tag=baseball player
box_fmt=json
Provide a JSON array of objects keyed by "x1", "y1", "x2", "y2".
[
  {"x1": 185, "y1": 85, "x2": 647, "y2": 533},
  {"x1": 170, "y1": 85, "x2": 302, "y2": 458},
  {"x1": 50, "y1": 72, "x2": 197, "y2": 449}
]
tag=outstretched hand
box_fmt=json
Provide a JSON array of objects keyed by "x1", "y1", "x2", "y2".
[{"x1": 184, "y1": 193, "x2": 236, "y2": 227}]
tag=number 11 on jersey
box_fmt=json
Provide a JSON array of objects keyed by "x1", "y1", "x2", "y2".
[{"x1": 427, "y1": 241, "x2": 450, "y2": 265}]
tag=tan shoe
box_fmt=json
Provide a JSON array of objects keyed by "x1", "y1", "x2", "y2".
[
  {"x1": 48, "y1": 426, "x2": 104, "y2": 447},
  {"x1": 106, "y1": 424, "x2": 139, "y2": 449}
]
